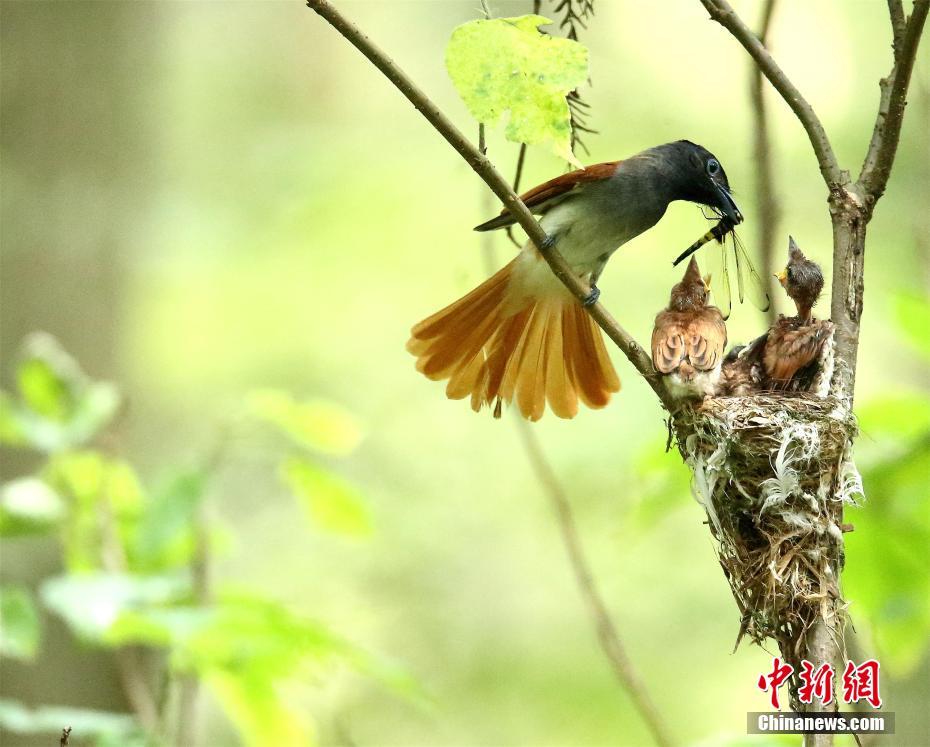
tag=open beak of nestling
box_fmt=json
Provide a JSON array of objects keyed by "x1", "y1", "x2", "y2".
[
  {"x1": 776, "y1": 268, "x2": 788, "y2": 288},
  {"x1": 714, "y1": 182, "x2": 742, "y2": 225}
]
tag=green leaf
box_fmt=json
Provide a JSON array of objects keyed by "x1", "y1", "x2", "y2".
[
  {"x1": 0, "y1": 477, "x2": 66, "y2": 536},
  {"x1": 7, "y1": 334, "x2": 119, "y2": 452},
  {"x1": 205, "y1": 671, "x2": 316, "y2": 747},
  {"x1": 0, "y1": 391, "x2": 27, "y2": 446},
  {"x1": 40, "y1": 573, "x2": 190, "y2": 641},
  {"x1": 0, "y1": 586, "x2": 41, "y2": 660},
  {"x1": 446, "y1": 15, "x2": 589, "y2": 164},
  {"x1": 45, "y1": 452, "x2": 145, "y2": 571},
  {"x1": 131, "y1": 471, "x2": 206, "y2": 571},
  {"x1": 281, "y1": 457, "x2": 372, "y2": 536},
  {"x1": 0, "y1": 698, "x2": 143, "y2": 744},
  {"x1": 892, "y1": 292, "x2": 930, "y2": 360},
  {"x1": 247, "y1": 389, "x2": 362, "y2": 456}
]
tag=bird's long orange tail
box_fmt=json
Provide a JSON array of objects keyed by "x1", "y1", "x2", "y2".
[{"x1": 407, "y1": 259, "x2": 620, "y2": 420}]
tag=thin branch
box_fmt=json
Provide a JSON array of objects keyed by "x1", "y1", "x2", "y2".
[
  {"x1": 505, "y1": 143, "x2": 529, "y2": 247},
  {"x1": 698, "y1": 0, "x2": 844, "y2": 190},
  {"x1": 477, "y1": 142, "x2": 673, "y2": 747},
  {"x1": 98, "y1": 501, "x2": 161, "y2": 734},
  {"x1": 516, "y1": 416, "x2": 675, "y2": 747},
  {"x1": 887, "y1": 0, "x2": 907, "y2": 60},
  {"x1": 175, "y1": 503, "x2": 211, "y2": 747},
  {"x1": 858, "y1": 0, "x2": 929, "y2": 200},
  {"x1": 749, "y1": 0, "x2": 781, "y2": 322},
  {"x1": 306, "y1": 0, "x2": 674, "y2": 412}
]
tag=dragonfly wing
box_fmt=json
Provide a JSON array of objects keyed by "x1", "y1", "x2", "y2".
[
  {"x1": 706, "y1": 241, "x2": 732, "y2": 320},
  {"x1": 732, "y1": 232, "x2": 772, "y2": 313}
]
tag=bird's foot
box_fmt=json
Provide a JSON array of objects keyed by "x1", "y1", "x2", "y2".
[
  {"x1": 582, "y1": 285, "x2": 601, "y2": 307},
  {"x1": 539, "y1": 234, "x2": 557, "y2": 251}
]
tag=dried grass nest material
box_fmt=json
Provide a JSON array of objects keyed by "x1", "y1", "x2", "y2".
[{"x1": 674, "y1": 394, "x2": 862, "y2": 659}]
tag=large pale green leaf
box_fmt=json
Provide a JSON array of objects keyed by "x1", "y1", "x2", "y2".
[
  {"x1": 0, "y1": 699, "x2": 144, "y2": 745},
  {"x1": 446, "y1": 15, "x2": 589, "y2": 164},
  {"x1": 0, "y1": 477, "x2": 66, "y2": 537},
  {"x1": 0, "y1": 586, "x2": 40, "y2": 660},
  {"x1": 281, "y1": 457, "x2": 372, "y2": 536},
  {"x1": 247, "y1": 389, "x2": 362, "y2": 456},
  {"x1": 40, "y1": 573, "x2": 190, "y2": 641}
]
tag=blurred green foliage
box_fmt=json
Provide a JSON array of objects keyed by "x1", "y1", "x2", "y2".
[
  {"x1": 843, "y1": 293, "x2": 930, "y2": 677},
  {"x1": 1, "y1": 1, "x2": 927, "y2": 745},
  {"x1": 0, "y1": 335, "x2": 413, "y2": 746}
]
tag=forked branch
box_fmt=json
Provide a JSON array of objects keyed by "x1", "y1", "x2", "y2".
[
  {"x1": 305, "y1": 0, "x2": 675, "y2": 412},
  {"x1": 699, "y1": 0, "x2": 844, "y2": 190},
  {"x1": 859, "y1": 0, "x2": 929, "y2": 201}
]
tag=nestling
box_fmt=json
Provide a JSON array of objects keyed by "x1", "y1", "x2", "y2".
[
  {"x1": 651, "y1": 257, "x2": 727, "y2": 400},
  {"x1": 777, "y1": 236, "x2": 824, "y2": 324},
  {"x1": 719, "y1": 237, "x2": 833, "y2": 395},
  {"x1": 763, "y1": 238, "x2": 833, "y2": 389},
  {"x1": 408, "y1": 140, "x2": 741, "y2": 420}
]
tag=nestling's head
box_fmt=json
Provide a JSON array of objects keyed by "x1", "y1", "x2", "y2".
[
  {"x1": 669, "y1": 257, "x2": 710, "y2": 312},
  {"x1": 778, "y1": 236, "x2": 824, "y2": 319},
  {"x1": 654, "y1": 140, "x2": 742, "y2": 225}
]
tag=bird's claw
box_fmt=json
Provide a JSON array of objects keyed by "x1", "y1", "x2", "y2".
[
  {"x1": 540, "y1": 234, "x2": 557, "y2": 251},
  {"x1": 583, "y1": 285, "x2": 600, "y2": 307}
]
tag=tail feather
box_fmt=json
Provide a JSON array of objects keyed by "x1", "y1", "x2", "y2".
[
  {"x1": 408, "y1": 258, "x2": 620, "y2": 420},
  {"x1": 568, "y1": 303, "x2": 620, "y2": 408},
  {"x1": 515, "y1": 306, "x2": 550, "y2": 422},
  {"x1": 545, "y1": 316, "x2": 578, "y2": 418}
]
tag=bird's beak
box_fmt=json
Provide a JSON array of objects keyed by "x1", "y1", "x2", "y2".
[
  {"x1": 714, "y1": 182, "x2": 742, "y2": 225},
  {"x1": 703, "y1": 274, "x2": 712, "y2": 290},
  {"x1": 776, "y1": 269, "x2": 788, "y2": 286}
]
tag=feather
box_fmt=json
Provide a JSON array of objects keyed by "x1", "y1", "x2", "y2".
[
  {"x1": 408, "y1": 257, "x2": 620, "y2": 419},
  {"x1": 473, "y1": 161, "x2": 621, "y2": 231}
]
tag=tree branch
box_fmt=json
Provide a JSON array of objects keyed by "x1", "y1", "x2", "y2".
[
  {"x1": 515, "y1": 416, "x2": 674, "y2": 747},
  {"x1": 887, "y1": 0, "x2": 907, "y2": 60},
  {"x1": 749, "y1": 0, "x2": 781, "y2": 322},
  {"x1": 698, "y1": 0, "x2": 844, "y2": 190},
  {"x1": 306, "y1": 0, "x2": 674, "y2": 412},
  {"x1": 858, "y1": 0, "x2": 929, "y2": 201},
  {"x1": 477, "y1": 131, "x2": 673, "y2": 746}
]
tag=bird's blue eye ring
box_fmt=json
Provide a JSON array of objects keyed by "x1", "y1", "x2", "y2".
[{"x1": 706, "y1": 159, "x2": 720, "y2": 176}]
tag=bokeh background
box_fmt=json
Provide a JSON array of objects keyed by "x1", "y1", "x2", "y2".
[{"x1": 1, "y1": 1, "x2": 928, "y2": 745}]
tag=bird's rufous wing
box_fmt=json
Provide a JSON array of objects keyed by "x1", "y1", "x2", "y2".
[
  {"x1": 684, "y1": 307, "x2": 727, "y2": 371},
  {"x1": 763, "y1": 320, "x2": 832, "y2": 386},
  {"x1": 651, "y1": 311, "x2": 687, "y2": 374},
  {"x1": 474, "y1": 161, "x2": 621, "y2": 231}
]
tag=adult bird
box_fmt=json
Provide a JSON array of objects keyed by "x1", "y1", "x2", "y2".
[
  {"x1": 407, "y1": 140, "x2": 741, "y2": 420},
  {"x1": 651, "y1": 257, "x2": 727, "y2": 400}
]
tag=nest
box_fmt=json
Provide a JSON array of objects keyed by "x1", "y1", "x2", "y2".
[{"x1": 674, "y1": 393, "x2": 861, "y2": 685}]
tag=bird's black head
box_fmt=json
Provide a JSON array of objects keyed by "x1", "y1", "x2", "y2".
[{"x1": 657, "y1": 140, "x2": 742, "y2": 225}]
